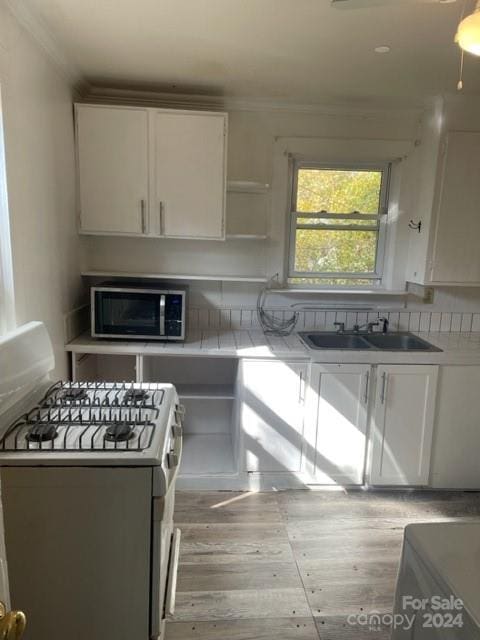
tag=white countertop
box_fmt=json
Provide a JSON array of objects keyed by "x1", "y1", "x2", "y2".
[{"x1": 66, "y1": 330, "x2": 480, "y2": 364}]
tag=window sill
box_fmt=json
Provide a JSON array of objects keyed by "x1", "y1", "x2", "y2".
[{"x1": 269, "y1": 287, "x2": 408, "y2": 297}]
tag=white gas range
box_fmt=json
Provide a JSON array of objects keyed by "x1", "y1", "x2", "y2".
[{"x1": 0, "y1": 322, "x2": 183, "y2": 640}]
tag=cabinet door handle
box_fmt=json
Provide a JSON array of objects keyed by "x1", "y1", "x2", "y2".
[
  {"x1": 380, "y1": 371, "x2": 388, "y2": 404},
  {"x1": 363, "y1": 371, "x2": 369, "y2": 405},
  {"x1": 159, "y1": 201, "x2": 164, "y2": 235},
  {"x1": 159, "y1": 294, "x2": 166, "y2": 336},
  {"x1": 140, "y1": 199, "x2": 147, "y2": 233},
  {"x1": 299, "y1": 370, "x2": 305, "y2": 404}
]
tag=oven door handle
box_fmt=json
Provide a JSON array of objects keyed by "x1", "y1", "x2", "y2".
[
  {"x1": 165, "y1": 528, "x2": 181, "y2": 618},
  {"x1": 159, "y1": 295, "x2": 166, "y2": 336}
]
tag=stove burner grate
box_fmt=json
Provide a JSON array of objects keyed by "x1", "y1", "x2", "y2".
[
  {"x1": 25, "y1": 424, "x2": 58, "y2": 443},
  {"x1": 104, "y1": 422, "x2": 135, "y2": 443},
  {"x1": 41, "y1": 382, "x2": 165, "y2": 410},
  {"x1": 60, "y1": 388, "x2": 88, "y2": 402},
  {"x1": 123, "y1": 388, "x2": 149, "y2": 404}
]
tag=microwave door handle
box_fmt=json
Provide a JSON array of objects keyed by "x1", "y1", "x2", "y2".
[{"x1": 159, "y1": 295, "x2": 166, "y2": 336}]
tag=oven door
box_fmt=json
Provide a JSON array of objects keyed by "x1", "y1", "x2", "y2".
[{"x1": 92, "y1": 288, "x2": 165, "y2": 339}]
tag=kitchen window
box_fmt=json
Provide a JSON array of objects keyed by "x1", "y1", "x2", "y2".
[{"x1": 288, "y1": 162, "x2": 390, "y2": 287}]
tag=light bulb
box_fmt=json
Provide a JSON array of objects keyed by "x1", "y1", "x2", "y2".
[{"x1": 456, "y1": 3, "x2": 480, "y2": 56}]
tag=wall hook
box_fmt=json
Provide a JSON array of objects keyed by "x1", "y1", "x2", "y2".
[{"x1": 408, "y1": 220, "x2": 422, "y2": 233}]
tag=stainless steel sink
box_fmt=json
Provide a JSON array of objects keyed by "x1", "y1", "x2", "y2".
[
  {"x1": 299, "y1": 331, "x2": 441, "y2": 352},
  {"x1": 299, "y1": 332, "x2": 372, "y2": 350},
  {"x1": 364, "y1": 332, "x2": 441, "y2": 352}
]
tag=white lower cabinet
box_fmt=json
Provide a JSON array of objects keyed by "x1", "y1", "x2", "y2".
[
  {"x1": 305, "y1": 364, "x2": 370, "y2": 485},
  {"x1": 430, "y1": 366, "x2": 480, "y2": 489},
  {"x1": 239, "y1": 359, "x2": 308, "y2": 473},
  {"x1": 369, "y1": 365, "x2": 438, "y2": 487}
]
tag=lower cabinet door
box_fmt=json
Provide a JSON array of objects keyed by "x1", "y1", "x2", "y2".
[
  {"x1": 370, "y1": 365, "x2": 438, "y2": 486},
  {"x1": 240, "y1": 360, "x2": 307, "y2": 472},
  {"x1": 306, "y1": 364, "x2": 370, "y2": 485}
]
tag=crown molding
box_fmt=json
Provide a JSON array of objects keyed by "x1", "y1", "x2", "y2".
[
  {"x1": 4, "y1": 0, "x2": 86, "y2": 89},
  {"x1": 1, "y1": 1, "x2": 428, "y2": 119},
  {"x1": 84, "y1": 86, "x2": 425, "y2": 120}
]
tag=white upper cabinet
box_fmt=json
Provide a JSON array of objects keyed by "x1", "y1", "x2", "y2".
[
  {"x1": 407, "y1": 129, "x2": 480, "y2": 285},
  {"x1": 370, "y1": 365, "x2": 438, "y2": 487},
  {"x1": 153, "y1": 110, "x2": 227, "y2": 239},
  {"x1": 75, "y1": 104, "x2": 227, "y2": 240},
  {"x1": 75, "y1": 105, "x2": 149, "y2": 235},
  {"x1": 430, "y1": 132, "x2": 480, "y2": 283},
  {"x1": 305, "y1": 364, "x2": 370, "y2": 486}
]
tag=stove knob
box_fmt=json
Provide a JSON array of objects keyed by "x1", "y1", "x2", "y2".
[
  {"x1": 167, "y1": 452, "x2": 179, "y2": 468},
  {"x1": 172, "y1": 424, "x2": 182, "y2": 438},
  {"x1": 175, "y1": 404, "x2": 186, "y2": 419}
]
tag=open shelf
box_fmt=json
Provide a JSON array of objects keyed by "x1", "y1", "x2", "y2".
[
  {"x1": 227, "y1": 180, "x2": 270, "y2": 194},
  {"x1": 81, "y1": 270, "x2": 268, "y2": 283},
  {"x1": 176, "y1": 384, "x2": 235, "y2": 400},
  {"x1": 179, "y1": 434, "x2": 236, "y2": 475},
  {"x1": 270, "y1": 287, "x2": 409, "y2": 296},
  {"x1": 144, "y1": 356, "x2": 239, "y2": 476},
  {"x1": 72, "y1": 353, "x2": 137, "y2": 383},
  {"x1": 226, "y1": 234, "x2": 268, "y2": 241}
]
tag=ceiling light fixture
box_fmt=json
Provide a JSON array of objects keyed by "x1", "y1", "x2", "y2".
[
  {"x1": 456, "y1": 0, "x2": 480, "y2": 56},
  {"x1": 374, "y1": 45, "x2": 391, "y2": 53}
]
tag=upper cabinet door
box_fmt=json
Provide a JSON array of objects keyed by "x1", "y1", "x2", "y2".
[
  {"x1": 153, "y1": 110, "x2": 227, "y2": 239},
  {"x1": 431, "y1": 132, "x2": 480, "y2": 283},
  {"x1": 76, "y1": 105, "x2": 149, "y2": 235},
  {"x1": 370, "y1": 365, "x2": 438, "y2": 487}
]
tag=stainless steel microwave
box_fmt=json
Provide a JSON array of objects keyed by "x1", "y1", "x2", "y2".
[{"x1": 91, "y1": 283, "x2": 186, "y2": 341}]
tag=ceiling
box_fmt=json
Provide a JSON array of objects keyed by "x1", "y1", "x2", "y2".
[{"x1": 26, "y1": 0, "x2": 480, "y2": 104}]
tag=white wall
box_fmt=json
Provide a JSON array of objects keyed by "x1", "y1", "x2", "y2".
[
  {"x1": 81, "y1": 101, "x2": 426, "y2": 299},
  {"x1": 79, "y1": 92, "x2": 480, "y2": 324},
  {"x1": 0, "y1": 2, "x2": 82, "y2": 376}
]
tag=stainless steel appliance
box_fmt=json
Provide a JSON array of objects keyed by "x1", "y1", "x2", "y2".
[
  {"x1": 0, "y1": 322, "x2": 183, "y2": 640},
  {"x1": 91, "y1": 282, "x2": 186, "y2": 341}
]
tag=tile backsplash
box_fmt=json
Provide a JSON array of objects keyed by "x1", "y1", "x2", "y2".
[{"x1": 188, "y1": 307, "x2": 480, "y2": 333}]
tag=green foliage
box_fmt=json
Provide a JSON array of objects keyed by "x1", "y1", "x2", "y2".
[
  {"x1": 296, "y1": 169, "x2": 382, "y2": 214},
  {"x1": 293, "y1": 168, "x2": 382, "y2": 277}
]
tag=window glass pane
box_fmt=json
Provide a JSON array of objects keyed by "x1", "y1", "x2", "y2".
[
  {"x1": 296, "y1": 168, "x2": 383, "y2": 214},
  {"x1": 294, "y1": 229, "x2": 377, "y2": 274}
]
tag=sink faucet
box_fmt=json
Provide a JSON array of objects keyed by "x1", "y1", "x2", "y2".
[
  {"x1": 378, "y1": 317, "x2": 389, "y2": 333},
  {"x1": 353, "y1": 321, "x2": 378, "y2": 334},
  {"x1": 333, "y1": 322, "x2": 345, "y2": 334}
]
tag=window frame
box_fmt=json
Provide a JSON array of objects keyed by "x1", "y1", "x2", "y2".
[
  {"x1": 287, "y1": 160, "x2": 391, "y2": 287},
  {"x1": 0, "y1": 85, "x2": 15, "y2": 335}
]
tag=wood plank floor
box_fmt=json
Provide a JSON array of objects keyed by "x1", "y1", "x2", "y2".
[{"x1": 166, "y1": 490, "x2": 480, "y2": 639}]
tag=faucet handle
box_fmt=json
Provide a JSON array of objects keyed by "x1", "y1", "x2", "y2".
[
  {"x1": 333, "y1": 322, "x2": 345, "y2": 334},
  {"x1": 378, "y1": 317, "x2": 389, "y2": 333}
]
